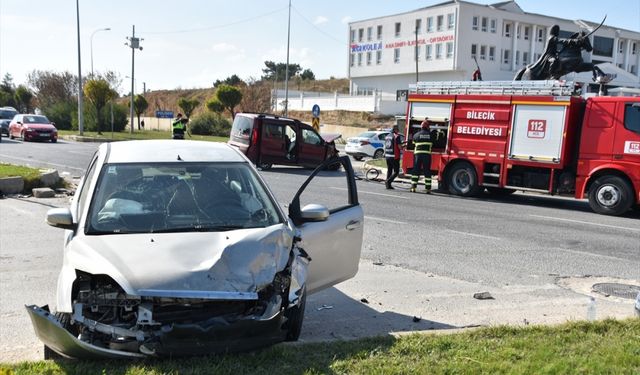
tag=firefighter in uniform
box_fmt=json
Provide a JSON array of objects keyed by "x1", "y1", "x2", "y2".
[{"x1": 410, "y1": 120, "x2": 433, "y2": 193}]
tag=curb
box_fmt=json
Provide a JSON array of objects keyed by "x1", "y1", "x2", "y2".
[
  {"x1": 62, "y1": 135, "x2": 114, "y2": 143},
  {"x1": 0, "y1": 169, "x2": 61, "y2": 195}
]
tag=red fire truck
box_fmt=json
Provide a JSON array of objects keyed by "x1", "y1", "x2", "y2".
[{"x1": 402, "y1": 80, "x2": 640, "y2": 216}]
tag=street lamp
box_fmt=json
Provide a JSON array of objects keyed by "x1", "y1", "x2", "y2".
[
  {"x1": 90, "y1": 27, "x2": 111, "y2": 77},
  {"x1": 125, "y1": 25, "x2": 143, "y2": 134},
  {"x1": 75, "y1": 0, "x2": 84, "y2": 135}
]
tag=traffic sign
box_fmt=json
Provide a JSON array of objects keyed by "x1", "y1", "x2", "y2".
[
  {"x1": 312, "y1": 104, "x2": 320, "y2": 118},
  {"x1": 311, "y1": 117, "x2": 320, "y2": 131},
  {"x1": 155, "y1": 110, "x2": 174, "y2": 118}
]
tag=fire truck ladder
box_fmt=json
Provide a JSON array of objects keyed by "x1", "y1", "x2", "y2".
[{"x1": 409, "y1": 80, "x2": 576, "y2": 96}]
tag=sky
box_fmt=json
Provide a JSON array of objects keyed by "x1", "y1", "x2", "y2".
[{"x1": 1, "y1": 0, "x2": 638, "y2": 93}]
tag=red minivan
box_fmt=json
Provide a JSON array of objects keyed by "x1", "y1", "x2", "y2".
[{"x1": 228, "y1": 113, "x2": 342, "y2": 170}]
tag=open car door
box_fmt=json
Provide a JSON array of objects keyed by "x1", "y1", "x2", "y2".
[{"x1": 288, "y1": 156, "x2": 363, "y2": 294}]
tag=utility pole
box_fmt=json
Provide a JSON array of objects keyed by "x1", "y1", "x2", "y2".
[
  {"x1": 143, "y1": 82, "x2": 146, "y2": 95},
  {"x1": 125, "y1": 25, "x2": 143, "y2": 135},
  {"x1": 75, "y1": 0, "x2": 84, "y2": 135},
  {"x1": 284, "y1": 0, "x2": 291, "y2": 117},
  {"x1": 415, "y1": 26, "x2": 419, "y2": 83}
]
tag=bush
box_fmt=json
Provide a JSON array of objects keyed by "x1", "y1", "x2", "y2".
[
  {"x1": 70, "y1": 102, "x2": 128, "y2": 132},
  {"x1": 42, "y1": 101, "x2": 76, "y2": 130},
  {"x1": 189, "y1": 112, "x2": 231, "y2": 136}
]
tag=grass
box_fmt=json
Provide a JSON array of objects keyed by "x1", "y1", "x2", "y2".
[
  {"x1": 57, "y1": 130, "x2": 228, "y2": 143},
  {"x1": 0, "y1": 163, "x2": 45, "y2": 191},
  {"x1": 2, "y1": 319, "x2": 638, "y2": 374}
]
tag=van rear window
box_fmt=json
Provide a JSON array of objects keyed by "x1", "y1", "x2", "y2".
[{"x1": 231, "y1": 116, "x2": 253, "y2": 145}]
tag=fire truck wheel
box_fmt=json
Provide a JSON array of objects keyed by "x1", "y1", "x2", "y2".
[
  {"x1": 588, "y1": 176, "x2": 633, "y2": 216},
  {"x1": 447, "y1": 163, "x2": 481, "y2": 197}
]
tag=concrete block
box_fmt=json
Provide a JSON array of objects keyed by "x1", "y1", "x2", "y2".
[
  {"x1": 39, "y1": 169, "x2": 60, "y2": 187},
  {"x1": 0, "y1": 176, "x2": 24, "y2": 194},
  {"x1": 32, "y1": 187, "x2": 56, "y2": 198}
]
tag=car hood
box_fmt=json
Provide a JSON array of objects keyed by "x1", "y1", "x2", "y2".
[
  {"x1": 320, "y1": 133, "x2": 341, "y2": 142},
  {"x1": 67, "y1": 224, "x2": 293, "y2": 298},
  {"x1": 24, "y1": 123, "x2": 56, "y2": 130}
]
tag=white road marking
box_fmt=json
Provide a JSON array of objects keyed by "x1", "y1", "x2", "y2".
[
  {"x1": 551, "y1": 247, "x2": 632, "y2": 262},
  {"x1": 330, "y1": 187, "x2": 409, "y2": 199},
  {"x1": 530, "y1": 215, "x2": 640, "y2": 233},
  {"x1": 365, "y1": 216, "x2": 407, "y2": 224},
  {"x1": 0, "y1": 154, "x2": 85, "y2": 172},
  {"x1": 445, "y1": 229, "x2": 502, "y2": 240}
]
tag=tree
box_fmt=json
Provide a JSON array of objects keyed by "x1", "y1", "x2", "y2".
[
  {"x1": 27, "y1": 70, "x2": 77, "y2": 110},
  {"x1": 215, "y1": 84, "x2": 243, "y2": 119},
  {"x1": 213, "y1": 74, "x2": 244, "y2": 87},
  {"x1": 177, "y1": 97, "x2": 199, "y2": 118},
  {"x1": 133, "y1": 95, "x2": 148, "y2": 130},
  {"x1": 14, "y1": 85, "x2": 34, "y2": 113},
  {"x1": 0, "y1": 73, "x2": 16, "y2": 108},
  {"x1": 300, "y1": 69, "x2": 315, "y2": 81},
  {"x1": 83, "y1": 79, "x2": 117, "y2": 134},
  {"x1": 206, "y1": 98, "x2": 224, "y2": 113},
  {"x1": 239, "y1": 78, "x2": 271, "y2": 114},
  {"x1": 261, "y1": 61, "x2": 302, "y2": 81}
]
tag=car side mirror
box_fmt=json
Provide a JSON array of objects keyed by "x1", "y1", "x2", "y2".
[
  {"x1": 17, "y1": 121, "x2": 22, "y2": 125},
  {"x1": 300, "y1": 204, "x2": 329, "y2": 222},
  {"x1": 46, "y1": 208, "x2": 76, "y2": 230}
]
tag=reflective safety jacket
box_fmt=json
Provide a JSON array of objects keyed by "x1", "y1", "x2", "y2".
[
  {"x1": 172, "y1": 119, "x2": 186, "y2": 135},
  {"x1": 412, "y1": 129, "x2": 432, "y2": 154}
]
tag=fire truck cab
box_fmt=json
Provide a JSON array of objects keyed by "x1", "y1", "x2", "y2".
[{"x1": 402, "y1": 80, "x2": 640, "y2": 216}]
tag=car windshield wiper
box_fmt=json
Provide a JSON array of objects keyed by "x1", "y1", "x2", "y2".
[{"x1": 150, "y1": 224, "x2": 246, "y2": 233}]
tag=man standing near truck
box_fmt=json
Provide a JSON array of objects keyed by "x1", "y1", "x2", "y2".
[
  {"x1": 410, "y1": 120, "x2": 433, "y2": 193},
  {"x1": 384, "y1": 125, "x2": 403, "y2": 189}
]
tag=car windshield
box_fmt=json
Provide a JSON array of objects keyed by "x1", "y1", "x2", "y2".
[
  {"x1": 0, "y1": 109, "x2": 17, "y2": 119},
  {"x1": 23, "y1": 115, "x2": 49, "y2": 124},
  {"x1": 357, "y1": 132, "x2": 376, "y2": 138},
  {"x1": 86, "y1": 162, "x2": 283, "y2": 234}
]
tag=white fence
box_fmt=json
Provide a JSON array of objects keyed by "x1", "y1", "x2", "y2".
[{"x1": 273, "y1": 91, "x2": 407, "y2": 115}]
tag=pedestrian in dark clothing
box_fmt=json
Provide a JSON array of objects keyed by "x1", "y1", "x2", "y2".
[
  {"x1": 384, "y1": 125, "x2": 403, "y2": 189},
  {"x1": 410, "y1": 120, "x2": 433, "y2": 193}
]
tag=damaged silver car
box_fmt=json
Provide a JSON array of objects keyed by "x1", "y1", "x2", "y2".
[{"x1": 26, "y1": 140, "x2": 363, "y2": 359}]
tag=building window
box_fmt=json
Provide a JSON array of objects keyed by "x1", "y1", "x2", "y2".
[
  {"x1": 377, "y1": 25, "x2": 383, "y2": 40},
  {"x1": 427, "y1": 17, "x2": 434, "y2": 32},
  {"x1": 617, "y1": 63, "x2": 623, "y2": 69},
  {"x1": 537, "y1": 29, "x2": 544, "y2": 42},
  {"x1": 415, "y1": 19, "x2": 422, "y2": 34},
  {"x1": 426, "y1": 44, "x2": 433, "y2": 60},
  {"x1": 472, "y1": 16, "x2": 479, "y2": 31},
  {"x1": 367, "y1": 27, "x2": 372, "y2": 41},
  {"x1": 504, "y1": 23, "x2": 511, "y2": 38},
  {"x1": 490, "y1": 19, "x2": 497, "y2": 33},
  {"x1": 632, "y1": 42, "x2": 637, "y2": 54},
  {"x1": 414, "y1": 44, "x2": 421, "y2": 61},
  {"x1": 436, "y1": 43, "x2": 443, "y2": 59},
  {"x1": 593, "y1": 36, "x2": 614, "y2": 57},
  {"x1": 394, "y1": 48, "x2": 400, "y2": 63},
  {"x1": 437, "y1": 15, "x2": 444, "y2": 31},
  {"x1": 524, "y1": 26, "x2": 530, "y2": 40},
  {"x1": 619, "y1": 40, "x2": 624, "y2": 53},
  {"x1": 446, "y1": 42, "x2": 453, "y2": 58},
  {"x1": 481, "y1": 17, "x2": 487, "y2": 32},
  {"x1": 447, "y1": 13, "x2": 455, "y2": 29},
  {"x1": 630, "y1": 65, "x2": 637, "y2": 74},
  {"x1": 376, "y1": 50, "x2": 382, "y2": 64},
  {"x1": 503, "y1": 49, "x2": 510, "y2": 64},
  {"x1": 358, "y1": 28, "x2": 364, "y2": 42},
  {"x1": 489, "y1": 46, "x2": 495, "y2": 61},
  {"x1": 366, "y1": 51, "x2": 372, "y2": 65},
  {"x1": 471, "y1": 44, "x2": 477, "y2": 59},
  {"x1": 515, "y1": 50, "x2": 520, "y2": 65},
  {"x1": 516, "y1": 25, "x2": 521, "y2": 39},
  {"x1": 395, "y1": 22, "x2": 401, "y2": 37},
  {"x1": 350, "y1": 53, "x2": 354, "y2": 67},
  {"x1": 350, "y1": 29, "x2": 355, "y2": 43},
  {"x1": 480, "y1": 45, "x2": 486, "y2": 60},
  {"x1": 357, "y1": 53, "x2": 362, "y2": 66},
  {"x1": 523, "y1": 51, "x2": 529, "y2": 65}
]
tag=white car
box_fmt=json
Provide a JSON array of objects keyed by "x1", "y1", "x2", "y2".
[
  {"x1": 26, "y1": 140, "x2": 363, "y2": 359},
  {"x1": 344, "y1": 131, "x2": 390, "y2": 160}
]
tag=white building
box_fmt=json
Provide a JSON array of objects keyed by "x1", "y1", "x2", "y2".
[{"x1": 348, "y1": 0, "x2": 640, "y2": 111}]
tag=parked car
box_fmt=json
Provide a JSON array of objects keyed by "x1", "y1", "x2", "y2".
[
  {"x1": 228, "y1": 113, "x2": 342, "y2": 170},
  {"x1": 26, "y1": 140, "x2": 364, "y2": 359},
  {"x1": 344, "y1": 130, "x2": 391, "y2": 160},
  {"x1": 9, "y1": 114, "x2": 58, "y2": 142},
  {"x1": 0, "y1": 106, "x2": 18, "y2": 138}
]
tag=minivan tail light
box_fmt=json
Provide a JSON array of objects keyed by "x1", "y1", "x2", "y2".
[{"x1": 251, "y1": 127, "x2": 258, "y2": 145}]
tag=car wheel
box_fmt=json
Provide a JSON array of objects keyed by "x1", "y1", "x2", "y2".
[
  {"x1": 21, "y1": 131, "x2": 26, "y2": 142},
  {"x1": 588, "y1": 175, "x2": 633, "y2": 216},
  {"x1": 9, "y1": 133, "x2": 14, "y2": 139},
  {"x1": 325, "y1": 161, "x2": 341, "y2": 171},
  {"x1": 447, "y1": 162, "x2": 481, "y2": 197},
  {"x1": 51, "y1": 139, "x2": 57, "y2": 143},
  {"x1": 44, "y1": 312, "x2": 74, "y2": 360},
  {"x1": 353, "y1": 156, "x2": 363, "y2": 161},
  {"x1": 373, "y1": 149, "x2": 384, "y2": 159},
  {"x1": 258, "y1": 162, "x2": 272, "y2": 170},
  {"x1": 284, "y1": 288, "x2": 306, "y2": 342}
]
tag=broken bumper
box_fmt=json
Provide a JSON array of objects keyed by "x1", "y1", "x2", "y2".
[{"x1": 26, "y1": 304, "x2": 287, "y2": 359}]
